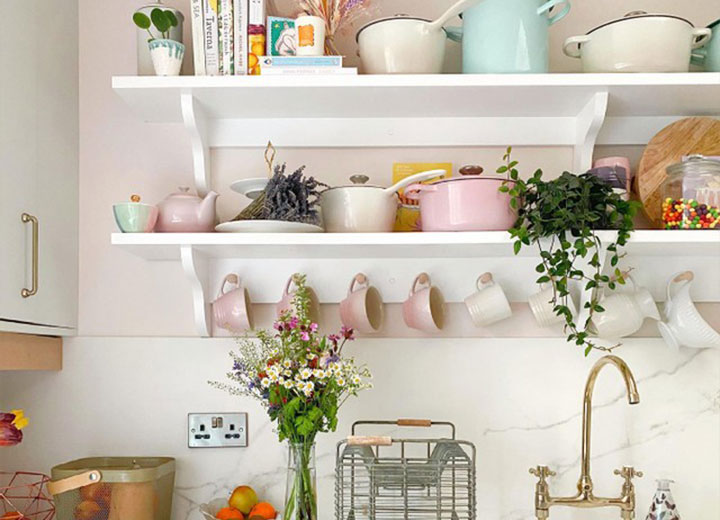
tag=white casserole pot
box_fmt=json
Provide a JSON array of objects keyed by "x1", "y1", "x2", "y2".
[
  {"x1": 356, "y1": 0, "x2": 481, "y2": 74},
  {"x1": 320, "y1": 170, "x2": 445, "y2": 232},
  {"x1": 563, "y1": 11, "x2": 712, "y2": 72}
]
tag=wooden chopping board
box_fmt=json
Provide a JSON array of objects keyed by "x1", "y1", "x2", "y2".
[{"x1": 637, "y1": 117, "x2": 720, "y2": 225}]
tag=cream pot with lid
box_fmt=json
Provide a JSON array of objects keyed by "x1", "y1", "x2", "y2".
[
  {"x1": 563, "y1": 11, "x2": 712, "y2": 72},
  {"x1": 320, "y1": 170, "x2": 445, "y2": 232}
]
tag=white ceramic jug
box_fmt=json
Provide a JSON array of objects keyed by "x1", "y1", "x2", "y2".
[
  {"x1": 658, "y1": 271, "x2": 720, "y2": 352},
  {"x1": 590, "y1": 277, "x2": 660, "y2": 339}
]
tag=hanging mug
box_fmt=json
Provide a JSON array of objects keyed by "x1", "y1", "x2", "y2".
[
  {"x1": 213, "y1": 274, "x2": 253, "y2": 332},
  {"x1": 339, "y1": 273, "x2": 384, "y2": 333},
  {"x1": 276, "y1": 275, "x2": 320, "y2": 323},
  {"x1": 402, "y1": 273, "x2": 445, "y2": 332},
  {"x1": 528, "y1": 283, "x2": 577, "y2": 328},
  {"x1": 464, "y1": 272, "x2": 512, "y2": 326}
]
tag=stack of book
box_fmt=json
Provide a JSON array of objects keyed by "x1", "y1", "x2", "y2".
[{"x1": 189, "y1": 0, "x2": 356, "y2": 76}]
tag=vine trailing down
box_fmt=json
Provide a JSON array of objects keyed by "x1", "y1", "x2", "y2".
[
  {"x1": 498, "y1": 148, "x2": 641, "y2": 356},
  {"x1": 211, "y1": 273, "x2": 372, "y2": 520}
]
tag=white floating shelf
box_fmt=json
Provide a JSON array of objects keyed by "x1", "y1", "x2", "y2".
[
  {"x1": 112, "y1": 230, "x2": 720, "y2": 337},
  {"x1": 112, "y1": 230, "x2": 720, "y2": 260},
  {"x1": 113, "y1": 73, "x2": 720, "y2": 195}
]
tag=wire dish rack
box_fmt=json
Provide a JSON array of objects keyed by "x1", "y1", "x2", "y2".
[
  {"x1": 0, "y1": 472, "x2": 55, "y2": 520},
  {"x1": 335, "y1": 419, "x2": 476, "y2": 520}
]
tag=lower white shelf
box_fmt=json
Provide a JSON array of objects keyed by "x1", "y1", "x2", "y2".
[
  {"x1": 111, "y1": 230, "x2": 720, "y2": 337},
  {"x1": 111, "y1": 230, "x2": 720, "y2": 259}
]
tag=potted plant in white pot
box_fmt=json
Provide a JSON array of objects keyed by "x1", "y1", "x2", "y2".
[{"x1": 133, "y1": 7, "x2": 184, "y2": 76}]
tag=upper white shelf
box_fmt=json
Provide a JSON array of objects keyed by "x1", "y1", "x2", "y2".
[
  {"x1": 112, "y1": 73, "x2": 720, "y2": 145},
  {"x1": 112, "y1": 230, "x2": 720, "y2": 260}
]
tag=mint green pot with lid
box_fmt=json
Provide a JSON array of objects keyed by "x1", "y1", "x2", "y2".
[
  {"x1": 692, "y1": 18, "x2": 720, "y2": 71},
  {"x1": 446, "y1": 0, "x2": 571, "y2": 73}
]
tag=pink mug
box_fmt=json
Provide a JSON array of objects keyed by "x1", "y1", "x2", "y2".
[
  {"x1": 402, "y1": 273, "x2": 445, "y2": 332},
  {"x1": 212, "y1": 274, "x2": 253, "y2": 332},
  {"x1": 339, "y1": 273, "x2": 384, "y2": 333},
  {"x1": 276, "y1": 275, "x2": 320, "y2": 322}
]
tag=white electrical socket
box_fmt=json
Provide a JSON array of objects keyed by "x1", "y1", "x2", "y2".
[{"x1": 188, "y1": 412, "x2": 248, "y2": 448}]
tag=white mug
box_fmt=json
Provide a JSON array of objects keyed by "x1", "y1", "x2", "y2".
[
  {"x1": 464, "y1": 273, "x2": 512, "y2": 327},
  {"x1": 529, "y1": 284, "x2": 577, "y2": 328},
  {"x1": 295, "y1": 15, "x2": 326, "y2": 56}
]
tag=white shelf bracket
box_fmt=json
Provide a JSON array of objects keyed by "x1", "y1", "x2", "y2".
[
  {"x1": 180, "y1": 245, "x2": 211, "y2": 337},
  {"x1": 181, "y1": 93, "x2": 211, "y2": 196},
  {"x1": 574, "y1": 91, "x2": 609, "y2": 172}
]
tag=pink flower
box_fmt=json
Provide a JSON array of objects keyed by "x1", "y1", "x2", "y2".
[
  {"x1": 273, "y1": 322, "x2": 283, "y2": 331},
  {"x1": 300, "y1": 331, "x2": 310, "y2": 341},
  {"x1": 310, "y1": 323, "x2": 318, "y2": 332},
  {"x1": 288, "y1": 317, "x2": 299, "y2": 329},
  {"x1": 340, "y1": 326, "x2": 355, "y2": 340}
]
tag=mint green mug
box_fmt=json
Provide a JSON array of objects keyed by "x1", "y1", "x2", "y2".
[
  {"x1": 446, "y1": 0, "x2": 571, "y2": 73},
  {"x1": 692, "y1": 19, "x2": 719, "y2": 71}
]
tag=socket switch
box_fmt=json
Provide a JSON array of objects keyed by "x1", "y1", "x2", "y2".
[{"x1": 188, "y1": 412, "x2": 248, "y2": 448}]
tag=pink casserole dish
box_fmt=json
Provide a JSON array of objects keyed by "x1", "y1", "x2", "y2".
[{"x1": 404, "y1": 176, "x2": 516, "y2": 231}]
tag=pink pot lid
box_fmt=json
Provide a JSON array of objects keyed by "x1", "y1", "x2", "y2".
[
  {"x1": 587, "y1": 11, "x2": 694, "y2": 35},
  {"x1": 426, "y1": 175, "x2": 515, "y2": 186}
]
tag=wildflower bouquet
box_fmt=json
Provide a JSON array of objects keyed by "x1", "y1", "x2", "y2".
[{"x1": 211, "y1": 274, "x2": 371, "y2": 520}]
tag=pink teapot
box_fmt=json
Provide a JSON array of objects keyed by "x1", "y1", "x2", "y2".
[{"x1": 155, "y1": 186, "x2": 219, "y2": 232}]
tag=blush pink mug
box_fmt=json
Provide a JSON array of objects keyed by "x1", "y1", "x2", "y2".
[
  {"x1": 212, "y1": 273, "x2": 253, "y2": 332},
  {"x1": 403, "y1": 273, "x2": 445, "y2": 332},
  {"x1": 276, "y1": 275, "x2": 320, "y2": 322},
  {"x1": 339, "y1": 273, "x2": 384, "y2": 333}
]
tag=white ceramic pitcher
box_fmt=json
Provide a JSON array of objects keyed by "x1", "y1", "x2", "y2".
[
  {"x1": 658, "y1": 271, "x2": 720, "y2": 352},
  {"x1": 590, "y1": 276, "x2": 660, "y2": 339}
]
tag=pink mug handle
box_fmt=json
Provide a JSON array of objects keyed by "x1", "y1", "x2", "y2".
[
  {"x1": 409, "y1": 273, "x2": 431, "y2": 297},
  {"x1": 218, "y1": 273, "x2": 240, "y2": 299},
  {"x1": 404, "y1": 183, "x2": 438, "y2": 201},
  {"x1": 283, "y1": 276, "x2": 294, "y2": 297},
  {"x1": 476, "y1": 272, "x2": 494, "y2": 291},
  {"x1": 348, "y1": 273, "x2": 368, "y2": 295}
]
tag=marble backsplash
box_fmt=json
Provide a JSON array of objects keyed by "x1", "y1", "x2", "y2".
[{"x1": 1, "y1": 336, "x2": 718, "y2": 520}]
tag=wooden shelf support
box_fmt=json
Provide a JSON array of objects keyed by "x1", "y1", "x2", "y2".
[
  {"x1": 180, "y1": 245, "x2": 211, "y2": 337},
  {"x1": 181, "y1": 93, "x2": 211, "y2": 196},
  {"x1": 574, "y1": 90, "x2": 609, "y2": 172}
]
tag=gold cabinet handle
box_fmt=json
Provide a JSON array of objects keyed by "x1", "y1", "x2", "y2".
[{"x1": 21, "y1": 212, "x2": 38, "y2": 298}]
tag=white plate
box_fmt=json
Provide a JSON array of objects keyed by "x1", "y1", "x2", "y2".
[
  {"x1": 230, "y1": 178, "x2": 269, "y2": 200},
  {"x1": 216, "y1": 220, "x2": 324, "y2": 233}
]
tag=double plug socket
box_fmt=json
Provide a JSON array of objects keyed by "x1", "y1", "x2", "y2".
[{"x1": 188, "y1": 412, "x2": 248, "y2": 448}]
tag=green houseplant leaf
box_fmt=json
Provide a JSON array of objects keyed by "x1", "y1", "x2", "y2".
[
  {"x1": 499, "y1": 150, "x2": 640, "y2": 356},
  {"x1": 151, "y1": 8, "x2": 171, "y2": 35},
  {"x1": 132, "y1": 12, "x2": 151, "y2": 30}
]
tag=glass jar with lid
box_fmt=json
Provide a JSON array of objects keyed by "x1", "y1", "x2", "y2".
[{"x1": 661, "y1": 155, "x2": 720, "y2": 229}]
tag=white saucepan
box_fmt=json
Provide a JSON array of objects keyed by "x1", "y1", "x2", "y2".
[
  {"x1": 563, "y1": 11, "x2": 712, "y2": 73},
  {"x1": 356, "y1": 0, "x2": 482, "y2": 74},
  {"x1": 321, "y1": 170, "x2": 446, "y2": 232}
]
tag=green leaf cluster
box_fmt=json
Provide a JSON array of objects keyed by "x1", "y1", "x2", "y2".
[
  {"x1": 499, "y1": 147, "x2": 641, "y2": 356},
  {"x1": 132, "y1": 8, "x2": 179, "y2": 41}
]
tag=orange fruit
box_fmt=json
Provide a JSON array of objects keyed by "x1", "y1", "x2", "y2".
[
  {"x1": 216, "y1": 507, "x2": 244, "y2": 520},
  {"x1": 249, "y1": 502, "x2": 277, "y2": 520},
  {"x1": 1, "y1": 512, "x2": 23, "y2": 520}
]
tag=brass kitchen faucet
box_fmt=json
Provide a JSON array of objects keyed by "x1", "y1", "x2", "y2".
[{"x1": 530, "y1": 355, "x2": 643, "y2": 519}]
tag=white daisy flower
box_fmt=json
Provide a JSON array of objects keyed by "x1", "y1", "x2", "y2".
[
  {"x1": 336, "y1": 376, "x2": 346, "y2": 387},
  {"x1": 300, "y1": 367, "x2": 312, "y2": 380},
  {"x1": 283, "y1": 369, "x2": 292, "y2": 377},
  {"x1": 261, "y1": 377, "x2": 270, "y2": 388},
  {"x1": 268, "y1": 373, "x2": 279, "y2": 383},
  {"x1": 283, "y1": 359, "x2": 292, "y2": 368},
  {"x1": 352, "y1": 375, "x2": 361, "y2": 385},
  {"x1": 283, "y1": 379, "x2": 294, "y2": 389}
]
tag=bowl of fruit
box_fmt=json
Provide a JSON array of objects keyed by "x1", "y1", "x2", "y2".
[{"x1": 200, "y1": 485, "x2": 277, "y2": 520}]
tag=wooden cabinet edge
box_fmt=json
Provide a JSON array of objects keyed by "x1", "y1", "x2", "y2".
[{"x1": 0, "y1": 332, "x2": 62, "y2": 371}]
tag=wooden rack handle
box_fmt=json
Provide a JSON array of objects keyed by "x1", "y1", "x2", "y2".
[
  {"x1": 397, "y1": 419, "x2": 432, "y2": 427},
  {"x1": 347, "y1": 435, "x2": 392, "y2": 446}
]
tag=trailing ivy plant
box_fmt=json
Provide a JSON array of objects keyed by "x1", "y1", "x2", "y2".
[
  {"x1": 132, "y1": 8, "x2": 179, "y2": 42},
  {"x1": 498, "y1": 148, "x2": 641, "y2": 356}
]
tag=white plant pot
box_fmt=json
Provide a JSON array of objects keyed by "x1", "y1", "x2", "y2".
[{"x1": 149, "y1": 39, "x2": 185, "y2": 76}]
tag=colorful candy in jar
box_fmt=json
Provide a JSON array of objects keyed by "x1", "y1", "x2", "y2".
[{"x1": 662, "y1": 197, "x2": 720, "y2": 229}]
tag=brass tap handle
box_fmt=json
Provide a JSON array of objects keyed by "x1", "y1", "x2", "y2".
[
  {"x1": 614, "y1": 466, "x2": 643, "y2": 481},
  {"x1": 529, "y1": 466, "x2": 556, "y2": 481}
]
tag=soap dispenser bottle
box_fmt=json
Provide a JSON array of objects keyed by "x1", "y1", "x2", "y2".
[{"x1": 646, "y1": 479, "x2": 680, "y2": 520}]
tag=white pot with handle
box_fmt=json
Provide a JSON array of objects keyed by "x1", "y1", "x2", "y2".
[
  {"x1": 356, "y1": 0, "x2": 482, "y2": 74},
  {"x1": 320, "y1": 170, "x2": 446, "y2": 232},
  {"x1": 563, "y1": 11, "x2": 712, "y2": 72}
]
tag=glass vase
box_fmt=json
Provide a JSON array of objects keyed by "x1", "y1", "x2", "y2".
[{"x1": 283, "y1": 442, "x2": 317, "y2": 520}]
